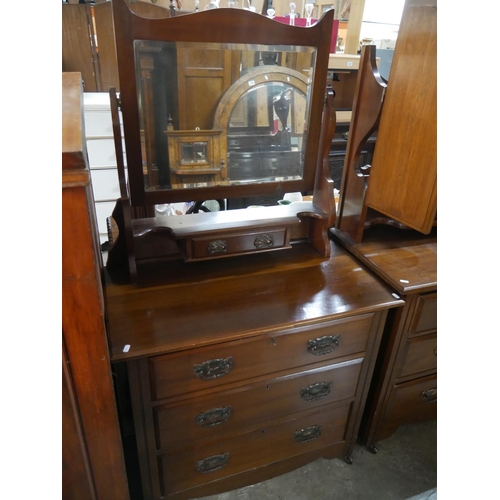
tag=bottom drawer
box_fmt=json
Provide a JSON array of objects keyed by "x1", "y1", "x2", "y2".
[
  {"x1": 160, "y1": 403, "x2": 350, "y2": 495},
  {"x1": 386, "y1": 374, "x2": 437, "y2": 428}
]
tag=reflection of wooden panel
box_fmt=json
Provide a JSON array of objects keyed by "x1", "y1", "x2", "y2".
[
  {"x1": 291, "y1": 92, "x2": 306, "y2": 135},
  {"x1": 177, "y1": 44, "x2": 233, "y2": 130},
  {"x1": 256, "y1": 86, "x2": 271, "y2": 127}
]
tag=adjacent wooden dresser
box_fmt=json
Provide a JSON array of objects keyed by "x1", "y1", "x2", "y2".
[
  {"x1": 332, "y1": 226, "x2": 436, "y2": 452},
  {"x1": 104, "y1": 242, "x2": 403, "y2": 500}
]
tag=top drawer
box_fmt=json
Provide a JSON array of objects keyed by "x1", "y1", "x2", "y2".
[
  {"x1": 407, "y1": 292, "x2": 437, "y2": 336},
  {"x1": 149, "y1": 313, "x2": 376, "y2": 401}
]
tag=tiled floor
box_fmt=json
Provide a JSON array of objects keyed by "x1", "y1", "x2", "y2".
[{"x1": 124, "y1": 419, "x2": 437, "y2": 500}]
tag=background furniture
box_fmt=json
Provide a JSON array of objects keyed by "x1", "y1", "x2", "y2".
[
  {"x1": 62, "y1": 72, "x2": 130, "y2": 500},
  {"x1": 62, "y1": 1, "x2": 175, "y2": 93},
  {"x1": 331, "y1": 0, "x2": 437, "y2": 451},
  {"x1": 84, "y1": 92, "x2": 127, "y2": 245}
]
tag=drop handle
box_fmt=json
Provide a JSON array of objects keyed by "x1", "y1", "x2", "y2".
[
  {"x1": 195, "y1": 406, "x2": 232, "y2": 427},
  {"x1": 195, "y1": 453, "x2": 229, "y2": 473},
  {"x1": 307, "y1": 334, "x2": 340, "y2": 355},
  {"x1": 300, "y1": 381, "x2": 332, "y2": 402},
  {"x1": 294, "y1": 424, "x2": 322, "y2": 443},
  {"x1": 420, "y1": 387, "x2": 437, "y2": 403},
  {"x1": 254, "y1": 234, "x2": 274, "y2": 249},
  {"x1": 194, "y1": 357, "x2": 233, "y2": 380}
]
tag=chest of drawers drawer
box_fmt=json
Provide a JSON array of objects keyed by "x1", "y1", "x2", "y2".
[
  {"x1": 183, "y1": 227, "x2": 291, "y2": 261},
  {"x1": 398, "y1": 333, "x2": 437, "y2": 380},
  {"x1": 86, "y1": 138, "x2": 127, "y2": 169},
  {"x1": 149, "y1": 313, "x2": 375, "y2": 401},
  {"x1": 159, "y1": 402, "x2": 351, "y2": 495},
  {"x1": 153, "y1": 358, "x2": 363, "y2": 451},
  {"x1": 407, "y1": 292, "x2": 437, "y2": 337},
  {"x1": 386, "y1": 374, "x2": 437, "y2": 426}
]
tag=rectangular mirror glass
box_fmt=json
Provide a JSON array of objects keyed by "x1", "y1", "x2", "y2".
[{"x1": 133, "y1": 40, "x2": 316, "y2": 192}]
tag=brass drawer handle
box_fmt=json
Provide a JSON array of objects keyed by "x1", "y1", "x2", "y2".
[
  {"x1": 195, "y1": 406, "x2": 232, "y2": 427},
  {"x1": 208, "y1": 239, "x2": 228, "y2": 254},
  {"x1": 254, "y1": 234, "x2": 274, "y2": 249},
  {"x1": 294, "y1": 424, "x2": 322, "y2": 444},
  {"x1": 195, "y1": 452, "x2": 229, "y2": 473},
  {"x1": 307, "y1": 334, "x2": 340, "y2": 355},
  {"x1": 300, "y1": 381, "x2": 332, "y2": 402},
  {"x1": 420, "y1": 387, "x2": 437, "y2": 403},
  {"x1": 194, "y1": 357, "x2": 233, "y2": 381}
]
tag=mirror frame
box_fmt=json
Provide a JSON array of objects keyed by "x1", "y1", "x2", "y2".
[{"x1": 112, "y1": 0, "x2": 335, "y2": 207}]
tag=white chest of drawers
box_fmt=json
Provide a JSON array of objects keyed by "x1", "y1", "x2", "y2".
[{"x1": 83, "y1": 92, "x2": 127, "y2": 245}]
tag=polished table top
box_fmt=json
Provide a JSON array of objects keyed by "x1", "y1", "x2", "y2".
[{"x1": 104, "y1": 239, "x2": 403, "y2": 362}]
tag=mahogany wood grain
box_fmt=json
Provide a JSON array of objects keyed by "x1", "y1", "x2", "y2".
[
  {"x1": 62, "y1": 73, "x2": 130, "y2": 500},
  {"x1": 408, "y1": 292, "x2": 437, "y2": 335},
  {"x1": 107, "y1": 232, "x2": 398, "y2": 498},
  {"x1": 153, "y1": 359, "x2": 363, "y2": 452},
  {"x1": 364, "y1": 0, "x2": 437, "y2": 233},
  {"x1": 105, "y1": 240, "x2": 403, "y2": 362},
  {"x1": 148, "y1": 314, "x2": 374, "y2": 400},
  {"x1": 397, "y1": 333, "x2": 437, "y2": 380},
  {"x1": 359, "y1": 290, "x2": 437, "y2": 449},
  {"x1": 335, "y1": 45, "x2": 386, "y2": 243},
  {"x1": 163, "y1": 441, "x2": 346, "y2": 500},
  {"x1": 62, "y1": 341, "x2": 95, "y2": 500},
  {"x1": 382, "y1": 374, "x2": 437, "y2": 434},
  {"x1": 62, "y1": 73, "x2": 86, "y2": 171},
  {"x1": 161, "y1": 403, "x2": 350, "y2": 495},
  {"x1": 331, "y1": 225, "x2": 437, "y2": 296}
]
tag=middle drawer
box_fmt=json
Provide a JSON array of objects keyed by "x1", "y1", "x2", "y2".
[
  {"x1": 153, "y1": 358, "x2": 363, "y2": 451},
  {"x1": 149, "y1": 313, "x2": 374, "y2": 401}
]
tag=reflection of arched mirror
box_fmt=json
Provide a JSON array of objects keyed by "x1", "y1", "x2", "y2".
[{"x1": 212, "y1": 66, "x2": 309, "y2": 185}]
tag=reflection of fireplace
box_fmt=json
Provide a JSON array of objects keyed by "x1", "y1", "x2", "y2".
[{"x1": 228, "y1": 150, "x2": 302, "y2": 182}]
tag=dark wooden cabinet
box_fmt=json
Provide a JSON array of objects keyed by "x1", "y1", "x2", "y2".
[{"x1": 105, "y1": 242, "x2": 403, "y2": 499}]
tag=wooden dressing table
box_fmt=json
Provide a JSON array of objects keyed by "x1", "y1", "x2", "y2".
[
  {"x1": 105, "y1": 239, "x2": 403, "y2": 499},
  {"x1": 100, "y1": 2, "x2": 404, "y2": 498}
]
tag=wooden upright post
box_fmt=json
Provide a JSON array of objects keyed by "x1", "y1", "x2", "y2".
[{"x1": 344, "y1": 0, "x2": 365, "y2": 54}]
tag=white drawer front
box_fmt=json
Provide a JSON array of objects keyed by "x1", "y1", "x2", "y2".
[
  {"x1": 94, "y1": 201, "x2": 117, "y2": 240},
  {"x1": 87, "y1": 138, "x2": 126, "y2": 168},
  {"x1": 91, "y1": 168, "x2": 128, "y2": 202},
  {"x1": 84, "y1": 109, "x2": 115, "y2": 137}
]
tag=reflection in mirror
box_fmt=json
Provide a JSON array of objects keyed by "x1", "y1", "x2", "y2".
[
  {"x1": 133, "y1": 40, "x2": 315, "y2": 192},
  {"x1": 227, "y1": 82, "x2": 306, "y2": 184}
]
